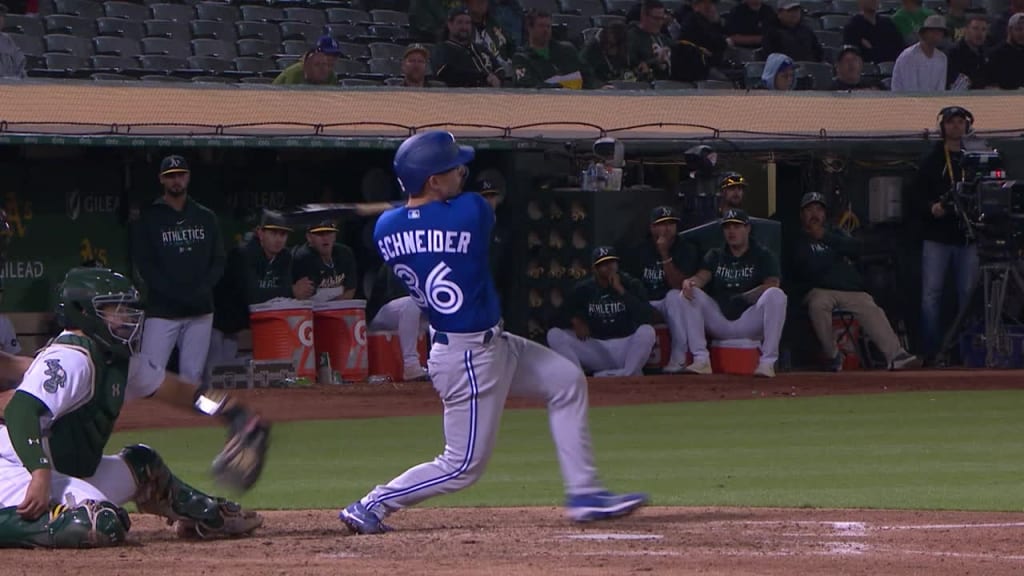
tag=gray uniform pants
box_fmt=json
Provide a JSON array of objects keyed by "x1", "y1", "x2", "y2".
[
  {"x1": 682, "y1": 287, "x2": 787, "y2": 365},
  {"x1": 141, "y1": 314, "x2": 213, "y2": 386}
]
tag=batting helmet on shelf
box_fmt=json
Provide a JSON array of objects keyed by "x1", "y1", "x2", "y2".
[{"x1": 393, "y1": 131, "x2": 475, "y2": 197}]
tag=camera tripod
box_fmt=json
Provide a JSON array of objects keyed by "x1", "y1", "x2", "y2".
[{"x1": 938, "y1": 260, "x2": 1024, "y2": 368}]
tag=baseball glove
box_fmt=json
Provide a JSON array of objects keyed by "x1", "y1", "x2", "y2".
[{"x1": 211, "y1": 404, "x2": 271, "y2": 493}]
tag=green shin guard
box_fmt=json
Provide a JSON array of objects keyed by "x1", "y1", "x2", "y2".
[
  {"x1": 0, "y1": 500, "x2": 130, "y2": 549},
  {"x1": 120, "y1": 444, "x2": 262, "y2": 538}
]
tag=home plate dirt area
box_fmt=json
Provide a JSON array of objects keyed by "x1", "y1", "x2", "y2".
[{"x1": 5, "y1": 370, "x2": 1024, "y2": 575}]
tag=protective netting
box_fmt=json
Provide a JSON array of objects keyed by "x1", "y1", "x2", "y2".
[{"x1": 2, "y1": 80, "x2": 1023, "y2": 141}]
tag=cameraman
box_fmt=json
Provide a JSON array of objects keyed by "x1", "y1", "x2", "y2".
[{"x1": 912, "y1": 106, "x2": 980, "y2": 363}]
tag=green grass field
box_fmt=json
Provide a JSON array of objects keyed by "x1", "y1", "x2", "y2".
[{"x1": 118, "y1": 390, "x2": 1024, "y2": 512}]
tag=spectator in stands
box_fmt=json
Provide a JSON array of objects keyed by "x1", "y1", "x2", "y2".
[
  {"x1": 582, "y1": 23, "x2": 637, "y2": 85},
  {"x1": 210, "y1": 212, "x2": 311, "y2": 366},
  {"x1": 680, "y1": 209, "x2": 786, "y2": 378},
  {"x1": 436, "y1": 7, "x2": 504, "y2": 87},
  {"x1": 911, "y1": 106, "x2": 977, "y2": 362},
  {"x1": 761, "y1": 52, "x2": 795, "y2": 88},
  {"x1": 467, "y1": 0, "x2": 514, "y2": 68},
  {"x1": 272, "y1": 36, "x2": 341, "y2": 86},
  {"x1": 946, "y1": 15, "x2": 989, "y2": 89},
  {"x1": 511, "y1": 10, "x2": 593, "y2": 89},
  {"x1": 0, "y1": 4, "x2": 26, "y2": 79},
  {"x1": 890, "y1": 15, "x2": 948, "y2": 91},
  {"x1": 133, "y1": 155, "x2": 224, "y2": 387},
  {"x1": 944, "y1": 0, "x2": 969, "y2": 42},
  {"x1": 762, "y1": 0, "x2": 824, "y2": 62},
  {"x1": 983, "y1": 12, "x2": 1024, "y2": 89},
  {"x1": 410, "y1": 0, "x2": 464, "y2": 42},
  {"x1": 629, "y1": 0, "x2": 673, "y2": 81},
  {"x1": 987, "y1": 0, "x2": 1024, "y2": 48},
  {"x1": 891, "y1": 0, "x2": 934, "y2": 43},
  {"x1": 843, "y1": 0, "x2": 905, "y2": 63},
  {"x1": 675, "y1": 0, "x2": 730, "y2": 76},
  {"x1": 366, "y1": 265, "x2": 428, "y2": 381},
  {"x1": 789, "y1": 192, "x2": 920, "y2": 371},
  {"x1": 832, "y1": 45, "x2": 877, "y2": 89},
  {"x1": 400, "y1": 44, "x2": 431, "y2": 87},
  {"x1": 292, "y1": 220, "x2": 358, "y2": 302},
  {"x1": 724, "y1": 0, "x2": 778, "y2": 49},
  {"x1": 624, "y1": 206, "x2": 702, "y2": 374},
  {"x1": 547, "y1": 246, "x2": 656, "y2": 378}
]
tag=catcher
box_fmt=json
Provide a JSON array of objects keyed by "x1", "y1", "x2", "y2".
[{"x1": 0, "y1": 266, "x2": 270, "y2": 548}]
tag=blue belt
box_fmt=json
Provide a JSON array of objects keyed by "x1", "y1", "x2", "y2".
[{"x1": 432, "y1": 329, "x2": 495, "y2": 346}]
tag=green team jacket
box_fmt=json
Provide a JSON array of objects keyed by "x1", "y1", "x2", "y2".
[{"x1": 510, "y1": 42, "x2": 596, "y2": 89}]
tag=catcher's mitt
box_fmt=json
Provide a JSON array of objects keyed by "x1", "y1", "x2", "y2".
[{"x1": 211, "y1": 404, "x2": 271, "y2": 493}]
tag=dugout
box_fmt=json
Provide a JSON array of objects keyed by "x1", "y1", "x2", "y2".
[{"x1": 2, "y1": 80, "x2": 1023, "y2": 366}]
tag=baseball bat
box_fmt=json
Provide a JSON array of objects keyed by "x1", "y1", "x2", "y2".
[{"x1": 271, "y1": 202, "x2": 404, "y2": 226}]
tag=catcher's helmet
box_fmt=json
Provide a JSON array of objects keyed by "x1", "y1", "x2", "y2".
[
  {"x1": 393, "y1": 131, "x2": 475, "y2": 196},
  {"x1": 56, "y1": 267, "x2": 144, "y2": 359}
]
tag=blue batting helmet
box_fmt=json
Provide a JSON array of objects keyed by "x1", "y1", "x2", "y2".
[{"x1": 393, "y1": 131, "x2": 475, "y2": 196}]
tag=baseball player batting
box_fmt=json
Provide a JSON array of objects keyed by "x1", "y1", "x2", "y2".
[{"x1": 338, "y1": 131, "x2": 648, "y2": 534}]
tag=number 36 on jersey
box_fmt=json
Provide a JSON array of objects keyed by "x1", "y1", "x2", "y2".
[{"x1": 393, "y1": 262, "x2": 464, "y2": 315}]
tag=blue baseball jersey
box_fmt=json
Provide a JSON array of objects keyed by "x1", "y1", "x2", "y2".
[{"x1": 374, "y1": 192, "x2": 501, "y2": 333}]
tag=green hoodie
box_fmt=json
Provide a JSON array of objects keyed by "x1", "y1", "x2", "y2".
[{"x1": 511, "y1": 41, "x2": 594, "y2": 88}]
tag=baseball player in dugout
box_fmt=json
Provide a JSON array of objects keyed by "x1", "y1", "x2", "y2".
[
  {"x1": 789, "y1": 193, "x2": 921, "y2": 372},
  {"x1": 210, "y1": 212, "x2": 306, "y2": 365},
  {"x1": 719, "y1": 171, "x2": 747, "y2": 214},
  {"x1": 912, "y1": 106, "x2": 979, "y2": 364},
  {"x1": 625, "y1": 206, "x2": 704, "y2": 373},
  {"x1": 291, "y1": 219, "x2": 358, "y2": 301},
  {"x1": 0, "y1": 267, "x2": 268, "y2": 548},
  {"x1": 681, "y1": 209, "x2": 787, "y2": 378},
  {"x1": 131, "y1": 155, "x2": 224, "y2": 386},
  {"x1": 339, "y1": 131, "x2": 647, "y2": 535},
  {"x1": 547, "y1": 246, "x2": 657, "y2": 377}
]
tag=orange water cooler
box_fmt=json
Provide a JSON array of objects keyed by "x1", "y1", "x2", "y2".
[
  {"x1": 313, "y1": 299, "x2": 369, "y2": 383},
  {"x1": 249, "y1": 299, "x2": 316, "y2": 380}
]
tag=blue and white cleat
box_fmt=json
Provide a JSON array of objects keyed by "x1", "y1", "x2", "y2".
[
  {"x1": 339, "y1": 502, "x2": 392, "y2": 534},
  {"x1": 566, "y1": 491, "x2": 649, "y2": 522}
]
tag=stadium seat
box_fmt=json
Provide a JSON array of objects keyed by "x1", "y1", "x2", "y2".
[
  {"x1": 2, "y1": 14, "x2": 45, "y2": 36},
  {"x1": 879, "y1": 0, "x2": 901, "y2": 11},
  {"x1": 93, "y1": 35, "x2": 140, "y2": 56},
  {"x1": 144, "y1": 19, "x2": 191, "y2": 40},
  {"x1": 861, "y1": 61, "x2": 879, "y2": 76},
  {"x1": 236, "y1": 21, "x2": 282, "y2": 44},
  {"x1": 369, "y1": 9, "x2": 409, "y2": 26},
  {"x1": 801, "y1": 0, "x2": 831, "y2": 15},
  {"x1": 334, "y1": 58, "x2": 368, "y2": 76},
  {"x1": 281, "y1": 39, "x2": 308, "y2": 55},
  {"x1": 90, "y1": 54, "x2": 137, "y2": 70},
  {"x1": 796, "y1": 61, "x2": 833, "y2": 89},
  {"x1": 91, "y1": 72, "x2": 134, "y2": 80},
  {"x1": 96, "y1": 17, "x2": 144, "y2": 39},
  {"x1": 190, "y1": 19, "x2": 236, "y2": 42},
  {"x1": 326, "y1": 8, "x2": 370, "y2": 24},
  {"x1": 367, "y1": 57, "x2": 400, "y2": 75},
  {"x1": 8, "y1": 34, "x2": 45, "y2": 56},
  {"x1": 580, "y1": 26, "x2": 601, "y2": 44},
  {"x1": 922, "y1": 0, "x2": 943, "y2": 11},
  {"x1": 279, "y1": 21, "x2": 321, "y2": 43},
  {"x1": 368, "y1": 41, "x2": 405, "y2": 60},
  {"x1": 804, "y1": 15, "x2": 823, "y2": 30},
  {"x1": 819, "y1": 14, "x2": 850, "y2": 30},
  {"x1": 138, "y1": 54, "x2": 188, "y2": 71},
  {"x1": 240, "y1": 76, "x2": 274, "y2": 84},
  {"x1": 189, "y1": 55, "x2": 233, "y2": 73},
  {"x1": 192, "y1": 75, "x2": 236, "y2": 83},
  {"x1": 831, "y1": 0, "x2": 859, "y2": 13},
  {"x1": 520, "y1": 0, "x2": 559, "y2": 14},
  {"x1": 44, "y1": 52, "x2": 88, "y2": 71},
  {"x1": 591, "y1": 14, "x2": 625, "y2": 27},
  {"x1": 141, "y1": 37, "x2": 191, "y2": 59},
  {"x1": 367, "y1": 24, "x2": 407, "y2": 41},
  {"x1": 45, "y1": 33, "x2": 93, "y2": 55},
  {"x1": 560, "y1": 0, "x2": 605, "y2": 17},
  {"x1": 233, "y1": 56, "x2": 275, "y2": 73},
  {"x1": 814, "y1": 29, "x2": 842, "y2": 47},
  {"x1": 661, "y1": 0, "x2": 684, "y2": 13},
  {"x1": 697, "y1": 79, "x2": 737, "y2": 89},
  {"x1": 324, "y1": 23, "x2": 368, "y2": 41},
  {"x1": 880, "y1": 76, "x2": 892, "y2": 89},
  {"x1": 191, "y1": 38, "x2": 236, "y2": 58},
  {"x1": 236, "y1": 38, "x2": 278, "y2": 57},
  {"x1": 337, "y1": 41, "x2": 370, "y2": 59},
  {"x1": 239, "y1": 5, "x2": 283, "y2": 23},
  {"x1": 283, "y1": 7, "x2": 327, "y2": 26},
  {"x1": 54, "y1": 0, "x2": 103, "y2": 19},
  {"x1": 653, "y1": 79, "x2": 696, "y2": 89},
  {"x1": 140, "y1": 74, "x2": 188, "y2": 81},
  {"x1": 275, "y1": 56, "x2": 300, "y2": 69},
  {"x1": 150, "y1": 3, "x2": 195, "y2": 23},
  {"x1": 43, "y1": 14, "x2": 95, "y2": 36},
  {"x1": 553, "y1": 13, "x2": 590, "y2": 43},
  {"x1": 103, "y1": 1, "x2": 150, "y2": 21},
  {"x1": 744, "y1": 61, "x2": 765, "y2": 87},
  {"x1": 877, "y1": 60, "x2": 895, "y2": 75},
  {"x1": 603, "y1": 0, "x2": 637, "y2": 14},
  {"x1": 194, "y1": 2, "x2": 240, "y2": 23},
  {"x1": 340, "y1": 77, "x2": 380, "y2": 86}
]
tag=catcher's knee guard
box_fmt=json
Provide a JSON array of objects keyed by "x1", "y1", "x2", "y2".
[
  {"x1": 119, "y1": 444, "x2": 262, "y2": 539},
  {"x1": 0, "y1": 499, "x2": 130, "y2": 549}
]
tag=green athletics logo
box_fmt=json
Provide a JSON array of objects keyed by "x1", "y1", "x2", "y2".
[{"x1": 43, "y1": 359, "x2": 67, "y2": 394}]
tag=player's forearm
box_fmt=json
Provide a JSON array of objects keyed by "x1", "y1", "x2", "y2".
[
  {"x1": 0, "y1": 351, "x2": 32, "y2": 382},
  {"x1": 4, "y1": 391, "x2": 52, "y2": 472},
  {"x1": 661, "y1": 260, "x2": 686, "y2": 290},
  {"x1": 153, "y1": 372, "x2": 249, "y2": 423}
]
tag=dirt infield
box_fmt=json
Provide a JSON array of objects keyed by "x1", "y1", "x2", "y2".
[{"x1": 8, "y1": 369, "x2": 1024, "y2": 574}]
